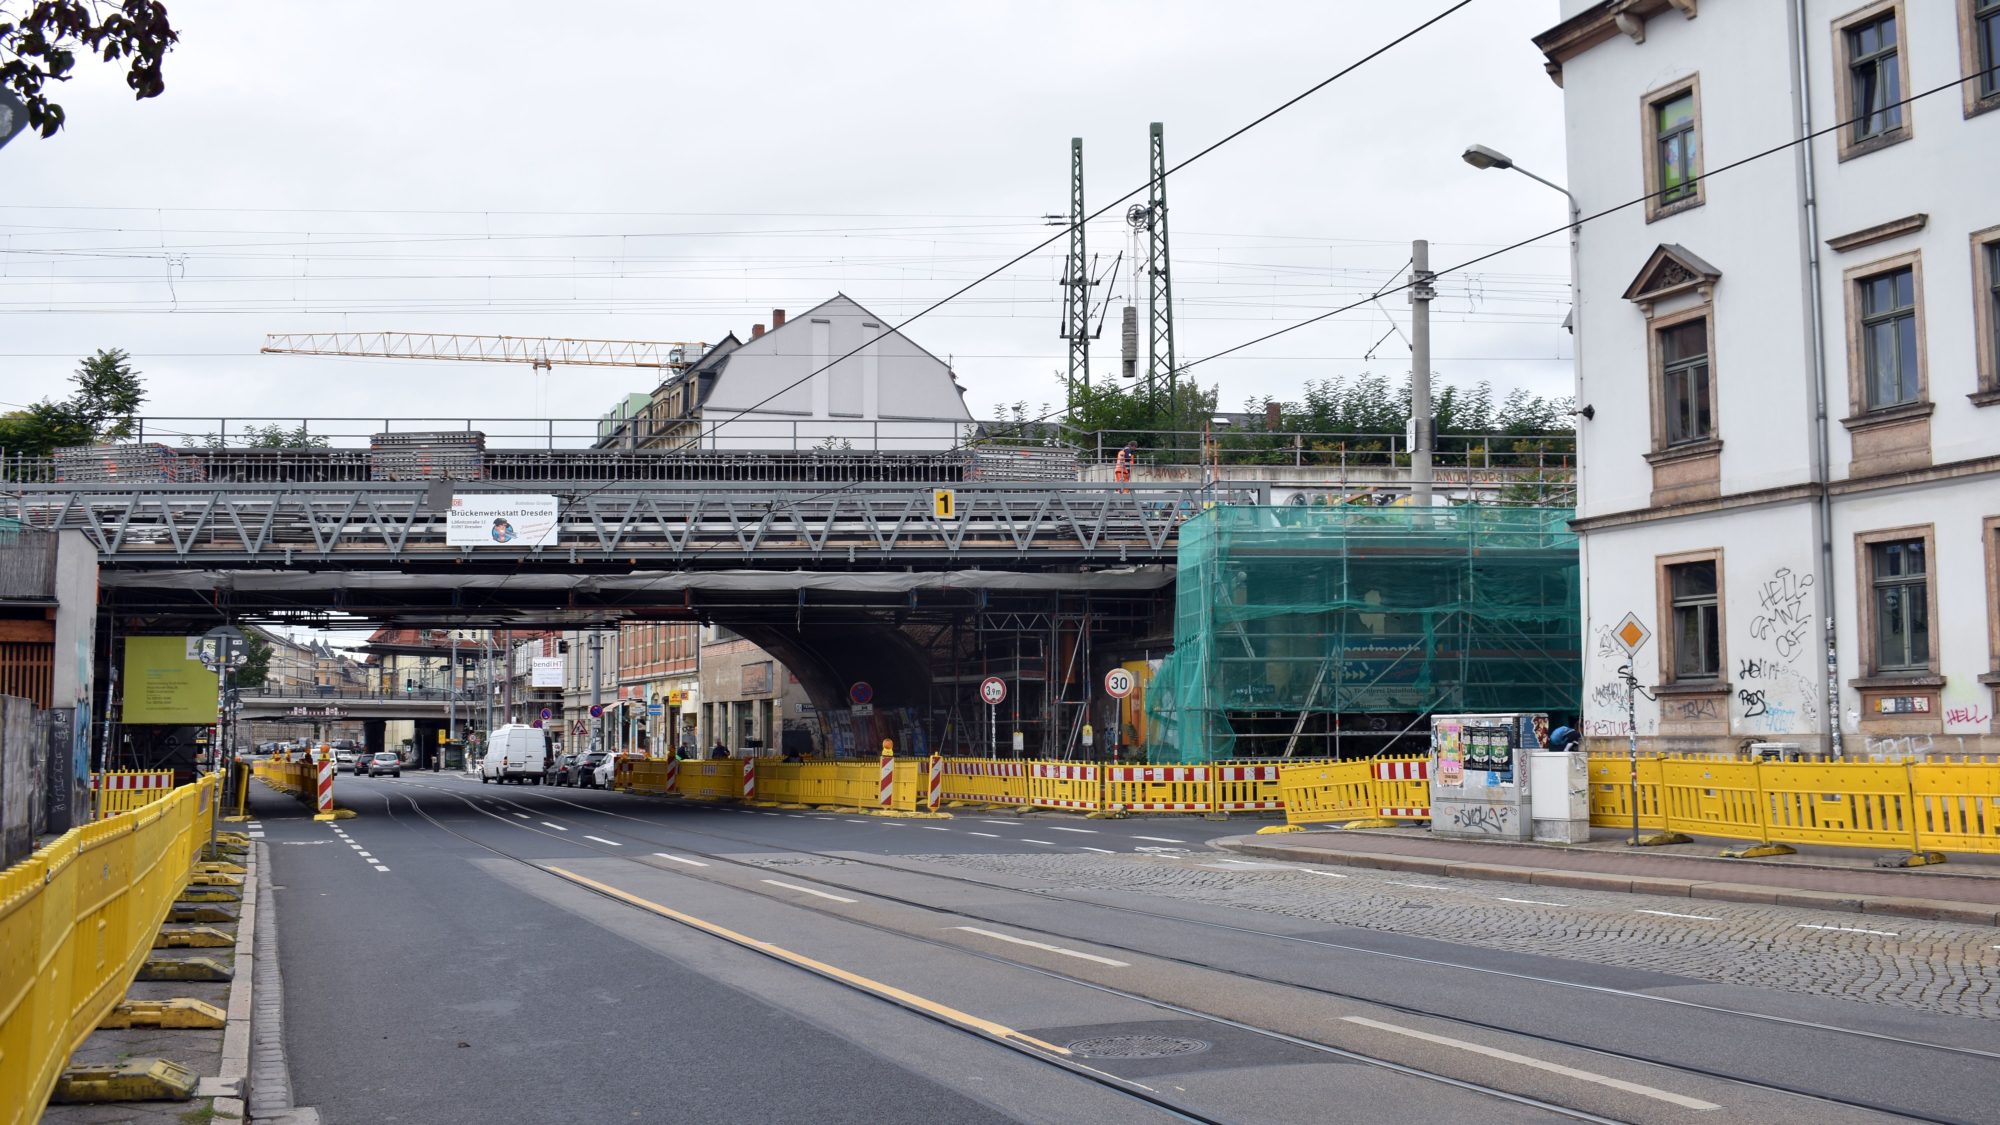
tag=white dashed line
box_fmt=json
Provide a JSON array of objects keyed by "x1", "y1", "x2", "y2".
[
  {"x1": 1340, "y1": 1017, "x2": 1719, "y2": 1110},
  {"x1": 356, "y1": 852, "x2": 372, "y2": 859},
  {"x1": 540, "y1": 822, "x2": 569, "y2": 831},
  {"x1": 967, "y1": 831, "x2": 1000, "y2": 838},
  {"x1": 1386, "y1": 881, "x2": 1447, "y2": 890},
  {"x1": 953, "y1": 926, "x2": 1130, "y2": 967},
  {"x1": 583, "y1": 835, "x2": 622, "y2": 846},
  {"x1": 651, "y1": 852, "x2": 708, "y2": 867},
  {"x1": 761, "y1": 879, "x2": 857, "y2": 903},
  {"x1": 786, "y1": 814, "x2": 807, "y2": 818},
  {"x1": 920, "y1": 826, "x2": 951, "y2": 832},
  {"x1": 1498, "y1": 897, "x2": 1569, "y2": 907},
  {"x1": 1044, "y1": 826, "x2": 1098, "y2": 834},
  {"x1": 247, "y1": 831, "x2": 265, "y2": 839},
  {"x1": 1310, "y1": 871, "x2": 1350, "y2": 879},
  {"x1": 1798, "y1": 924, "x2": 1898, "y2": 937},
  {"x1": 1130, "y1": 835, "x2": 1185, "y2": 844},
  {"x1": 371, "y1": 865, "x2": 390, "y2": 872},
  {"x1": 813, "y1": 816, "x2": 835, "y2": 821},
  {"x1": 1022, "y1": 839, "x2": 1056, "y2": 846},
  {"x1": 513, "y1": 813, "x2": 531, "y2": 819},
  {"x1": 1636, "y1": 909, "x2": 1719, "y2": 921},
  {"x1": 1080, "y1": 846, "x2": 1116, "y2": 854},
  {"x1": 845, "y1": 818, "x2": 872, "y2": 824}
]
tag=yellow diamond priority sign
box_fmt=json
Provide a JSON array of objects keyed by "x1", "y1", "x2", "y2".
[{"x1": 1611, "y1": 611, "x2": 1651, "y2": 656}]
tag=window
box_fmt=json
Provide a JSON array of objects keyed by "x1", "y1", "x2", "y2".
[
  {"x1": 1966, "y1": 0, "x2": 2000, "y2": 113},
  {"x1": 1660, "y1": 319, "x2": 1712, "y2": 444},
  {"x1": 1978, "y1": 229, "x2": 2000, "y2": 398},
  {"x1": 1669, "y1": 561, "x2": 1720, "y2": 679},
  {"x1": 1656, "y1": 92, "x2": 1698, "y2": 204},
  {"x1": 1848, "y1": 13, "x2": 1902, "y2": 140},
  {"x1": 1859, "y1": 266, "x2": 1919, "y2": 408},
  {"x1": 1641, "y1": 77, "x2": 1702, "y2": 220},
  {"x1": 1870, "y1": 539, "x2": 1929, "y2": 671}
]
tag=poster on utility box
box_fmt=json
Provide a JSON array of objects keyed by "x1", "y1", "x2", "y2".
[{"x1": 447, "y1": 494, "x2": 560, "y2": 547}]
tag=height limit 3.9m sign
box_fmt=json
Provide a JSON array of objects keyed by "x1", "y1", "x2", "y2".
[{"x1": 448, "y1": 494, "x2": 560, "y2": 547}]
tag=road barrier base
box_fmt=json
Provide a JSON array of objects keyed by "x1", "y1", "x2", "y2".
[
  {"x1": 188, "y1": 873, "x2": 245, "y2": 888},
  {"x1": 50, "y1": 1060, "x2": 198, "y2": 1104},
  {"x1": 1634, "y1": 832, "x2": 1694, "y2": 847},
  {"x1": 1718, "y1": 841, "x2": 1792, "y2": 858},
  {"x1": 167, "y1": 903, "x2": 237, "y2": 924},
  {"x1": 1874, "y1": 850, "x2": 1947, "y2": 868},
  {"x1": 1255, "y1": 824, "x2": 1305, "y2": 834},
  {"x1": 99, "y1": 999, "x2": 228, "y2": 1030},
  {"x1": 152, "y1": 926, "x2": 234, "y2": 949},
  {"x1": 1085, "y1": 807, "x2": 1128, "y2": 819},
  {"x1": 312, "y1": 806, "x2": 357, "y2": 821},
  {"x1": 194, "y1": 861, "x2": 247, "y2": 875},
  {"x1": 1340, "y1": 818, "x2": 1405, "y2": 830},
  {"x1": 137, "y1": 956, "x2": 233, "y2": 983},
  {"x1": 178, "y1": 887, "x2": 243, "y2": 903}
]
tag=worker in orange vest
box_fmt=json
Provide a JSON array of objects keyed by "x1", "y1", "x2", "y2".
[{"x1": 1113, "y1": 442, "x2": 1136, "y2": 491}]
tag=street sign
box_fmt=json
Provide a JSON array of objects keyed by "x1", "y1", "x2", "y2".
[
  {"x1": 848, "y1": 681, "x2": 874, "y2": 705},
  {"x1": 647, "y1": 703, "x2": 664, "y2": 716},
  {"x1": 588, "y1": 703, "x2": 605, "y2": 718},
  {"x1": 979, "y1": 676, "x2": 1007, "y2": 706},
  {"x1": 851, "y1": 703, "x2": 875, "y2": 717},
  {"x1": 0, "y1": 91, "x2": 28, "y2": 152},
  {"x1": 932, "y1": 488, "x2": 956, "y2": 520},
  {"x1": 1103, "y1": 667, "x2": 1136, "y2": 699},
  {"x1": 1610, "y1": 612, "x2": 1652, "y2": 656},
  {"x1": 540, "y1": 707, "x2": 553, "y2": 721}
]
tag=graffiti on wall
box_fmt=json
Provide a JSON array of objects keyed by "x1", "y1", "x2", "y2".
[
  {"x1": 1733, "y1": 566, "x2": 1820, "y2": 735},
  {"x1": 1584, "y1": 622, "x2": 1653, "y2": 738}
]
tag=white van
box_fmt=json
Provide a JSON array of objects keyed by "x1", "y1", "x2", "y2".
[{"x1": 480, "y1": 724, "x2": 549, "y2": 785}]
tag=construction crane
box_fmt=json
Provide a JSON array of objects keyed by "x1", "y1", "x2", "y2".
[{"x1": 260, "y1": 332, "x2": 709, "y2": 372}]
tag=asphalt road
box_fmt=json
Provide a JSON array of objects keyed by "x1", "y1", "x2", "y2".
[{"x1": 249, "y1": 772, "x2": 2000, "y2": 1125}]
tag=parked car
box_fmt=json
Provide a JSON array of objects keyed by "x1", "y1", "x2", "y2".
[
  {"x1": 365, "y1": 751, "x2": 402, "y2": 778},
  {"x1": 572, "y1": 750, "x2": 609, "y2": 789},
  {"x1": 351, "y1": 750, "x2": 376, "y2": 776},
  {"x1": 593, "y1": 752, "x2": 622, "y2": 789},
  {"x1": 333, "y1": 748, "x2": 357, "y2": 767},
  {"x1": 479, "y1": 724, "x2": 549, "y2": 785},
  {"x1": 550, "y1": 753, "x2": 577, "y2": 787}
]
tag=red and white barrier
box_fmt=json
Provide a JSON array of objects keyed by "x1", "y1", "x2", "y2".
[
  {"x1": 1371, "y1": 760, "x2": 1429, "y2": 780},
  {"x1": 741, "y1": 756, "x2": 757, "y2": 802},
  {"x1": 314, "y1": 753, "x2": 335, "y2": 819},
  {"x1": 663, "y1": 757, "x2": 680, "y2": 794},
  {"x1": 878, "y1": 742, "x2": 895, "y2": 808},
  {"x1": 92, "y1": 771, "x2": 174, "y2": 791},
  {"x1": 927, "y1": 754, "x2": 943, "y2": 810}
]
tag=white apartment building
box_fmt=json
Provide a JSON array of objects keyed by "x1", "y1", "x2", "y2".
[{"x1": 1537, "y1": 0, "x2": 1999, "y2": 756}]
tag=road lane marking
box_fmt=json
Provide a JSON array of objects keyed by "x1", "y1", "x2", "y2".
[
  {"x1": 513, "y1": 813, "x2": 531, "y2": 819},
  {"x1": 539, "y1": 822, "x2": 569, "y2": 831},
  {"x1": 583, "y1": 835, "x2": 622, "y2": 846},
  {"x1": 967, "y1": 831, "x2": 1000, "y2": 838},
  {"x1": 1386, "y1": 881, "x2": 1448, "y2": 890},
  {"x1": 545, "y1": 866, "x2": 1069, "y2": 1055},
  {"x1": 651, "y1": 852, "x2": 708, "y2": 867},
  {"x1": 1022, "y1": 839, "x2": 1056, "y2": 846},
  {"x1": 1498, "y1": 898, "x2": 1570, "y2": 907},
  {"x1": 1340, "y1": 1017, "x2": 1719, "y2": 1110},
  {"x1": 356, "y1": 852, "x2": 372, "y2": 859},
  {"x1": 1080, "y1": 846, "x2": 1116, "y2": 854},
  {"x1": 953, "y1": 926, "x2": 1130, "y2": 967},
  {"x1": 1636, "y1": 909, "x2": 1719, "y2": 921},
  {"x1": 920, "y1": 826, "x2": 951, "y2": 832},
  {"x1": 1044, "y1": 826, "x2": 1098, "y2": 834},
  {"x1": 1310, "y1": 871, "x2": 1350, "y2": 879},
  {"x1": 1798, "y1": 924, "x2": 1898, "y2": 936},
  {"x1": 1130, "y1": 835, "x2": 1184, "y2": 843},
  {"x1": 844, "y1": 818, "x2": 872, "y2": 824},
  {"x1": 247, "y1": 832, "x2": 265, "y2": 838},
  {"x1": 371, "y1": 865, "x2": 390, "y2": 872},
  {"x1": 761, "y1": 879, "x2": 858, "y2": 903}
]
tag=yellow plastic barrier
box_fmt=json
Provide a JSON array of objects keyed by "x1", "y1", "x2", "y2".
[
  {"x1": 1276, "y1": 761, "x2": 1378, "y2": 825},
  {"x1": 0, "y1": 776, "x2": 217, "y2": 1125},
  {"x1": 91, "y1": 770, "x2": 178, "y2": 816},
  {"x1": 1911, "y1": 761, "x2": 2000, "y2": 855},
  {"x1": 939, "y1": 759, "x2": 1030, "y2": 806},
  {"x1": 1586, "y1": 755, "x2": 1665, "y2": 832},
  {"x1": 1758, "y1": 761, "x2": 1918, "y2": 851},
  {"x1": 676, "y1": 760, "x2": 746, "y2": 801},
  {"x1": 1103, "y1": 765, "x2": 1215, "y2": 811},
  {"x1": 1027, "y1": 762, "x2": 1101, "y2": 811},
  {"x1": 1659, "y1": 759, "x2": 1766, "y2": 842}
]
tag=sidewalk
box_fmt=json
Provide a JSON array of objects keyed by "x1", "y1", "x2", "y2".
[{"x1": 1216, "y1": 825, "x2": 2000, "y2": 926}]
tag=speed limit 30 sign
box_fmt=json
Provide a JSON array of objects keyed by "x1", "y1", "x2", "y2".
[{"x1": 1103, "y1": 667, "x2": 1136, "y2": 699}]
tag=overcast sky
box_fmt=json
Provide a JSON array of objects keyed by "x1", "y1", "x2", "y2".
[{"x1": 0, "y1": 1, "x2": 1572, "y2": 444}]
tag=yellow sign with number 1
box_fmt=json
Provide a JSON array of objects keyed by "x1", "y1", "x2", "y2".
[{"x1": 933, "y1": 488, "x2": 956, "y2": 520}]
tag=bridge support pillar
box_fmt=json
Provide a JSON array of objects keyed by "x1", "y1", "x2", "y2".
[{"x1": 362, "y1": 720, "x2": 386, "y2": 757}]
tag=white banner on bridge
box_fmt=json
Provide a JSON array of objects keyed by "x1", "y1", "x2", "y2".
[
  {"x1": 530, "y1": 656, "x2": 564, "y2": 687},
  {"x1": 448, "y1": 494, "x2": 559, "y2": 547}
]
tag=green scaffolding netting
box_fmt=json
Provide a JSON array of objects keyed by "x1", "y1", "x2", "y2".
[{"x1": 1145, "y1": 505, "x2": 1580, "y2": 763}]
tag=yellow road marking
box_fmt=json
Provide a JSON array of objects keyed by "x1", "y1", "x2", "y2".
[{"x1": 544, "y1": 864, "x2": 1071, "y2": 1055}]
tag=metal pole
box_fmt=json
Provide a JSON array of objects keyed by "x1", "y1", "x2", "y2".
[
  {"x1": 1624, "y1": 662, "x2": 1640, "y2": 846},
  {"x1": 589, "y1": 631, "x2": 603, "y2": 751},
  {"x1": 502, "y1": 629, "x2": 515, "y2": 724},
  {"x1": 447, "y1": 632, "x2": 458, "y2": 770},
  {"x1": 1410, "y1": 239, "x2": 1435, "y2": 508}
]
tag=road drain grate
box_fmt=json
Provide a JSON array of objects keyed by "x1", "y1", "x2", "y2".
[{"x1": 1065, "y1": 1034, "x2": 1210, "y2": 1059}]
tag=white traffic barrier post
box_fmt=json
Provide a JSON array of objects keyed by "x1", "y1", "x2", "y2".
[
  {"x1": 928, "y1": 753, "x2": 943, "y2": 811},
  {"x1": 663, "y1": 757, "x2": 680, "y2": 796},
  {"x1": 741, "y1": 755, "x2": 757, "y2": 802},
  {"x1": 313, "y1": 749, "x2": 336, "y2": 821},
  {"x1": 879, "y1": 740, "x2": 895, "y2": 809}
]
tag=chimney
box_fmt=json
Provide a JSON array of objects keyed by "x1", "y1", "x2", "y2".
[
  {"x1": 771, "y1": 308, "x2": 786, "y2": 328},
  {"x1": 752, "y1": 323, "x2": 765, "y2": 338},
  {"x1": 1265, "y1": 401, "x2": 1282, "y2": 430}
]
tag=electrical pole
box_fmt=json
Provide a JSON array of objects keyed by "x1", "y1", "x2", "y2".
[
  {"x1": 1410, "y1": 239, "x2": 1435, "y2": 508},
  {"x1": 1146, "y1": 122, "x2": 1176, "y2": 431},
  {"x1": 1061, "y1": 137, "x2": 1090, "y2": 406}
]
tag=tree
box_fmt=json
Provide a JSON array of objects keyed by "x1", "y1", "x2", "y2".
[
  {"x1": 186, "y1": 423, "x2": 330, "y2": 449},
  {"x1": 1, "y1": 1, "x2": 178, "y2": 137},
  {"x1": 236, "y1": 630, "x2": 272, "y2": 691},
  {"x1": 0, "y1": 347, "x2": 146, "y2": 455}
]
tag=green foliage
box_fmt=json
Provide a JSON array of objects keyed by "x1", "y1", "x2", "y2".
[
  {"x1": 0, "y1": 347, "x2": 146, "y2": 455},
  {"x1": 236, "y1": 631, "x2": 271, "y2": 691},
  {"x1": 1, "y1": 1, "x2": 178, "y2": 137}
]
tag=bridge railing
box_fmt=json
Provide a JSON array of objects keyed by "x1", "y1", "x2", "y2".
[{"x1": 239, "y1": 685, "x2": 478, "y2": 703}]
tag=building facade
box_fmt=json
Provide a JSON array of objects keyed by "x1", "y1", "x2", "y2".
[
  {"x1": 696, "y1": 626, "x2": 813, "y2": 756},
  {"x1": 1538, "y1": 0, "x2": 2000, "y2": 756},
  {"x1": 616, "y1": 621, "x2": 699, "y2": 754}
]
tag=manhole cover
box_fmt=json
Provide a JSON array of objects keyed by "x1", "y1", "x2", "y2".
[{"x1": 1066, "y1": 1034, "x2": 1211, "y2": 1059}]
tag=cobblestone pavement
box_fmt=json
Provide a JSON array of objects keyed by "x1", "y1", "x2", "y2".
[{"x1": 920, "y1": 850, "x2": 2000, "y2": 1020}]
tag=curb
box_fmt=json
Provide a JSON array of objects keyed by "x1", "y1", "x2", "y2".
[
  {"x1": 1214, "y1": 837, "x2": 2000, "y2": 927},
  {"x1": 247, "y1": 841, "x2": 321, "y2": 1125}
]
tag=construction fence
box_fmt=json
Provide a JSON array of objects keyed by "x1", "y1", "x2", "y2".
[{"x1": 0, "y1": 775, "x2": 218, "y2": 1125}]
